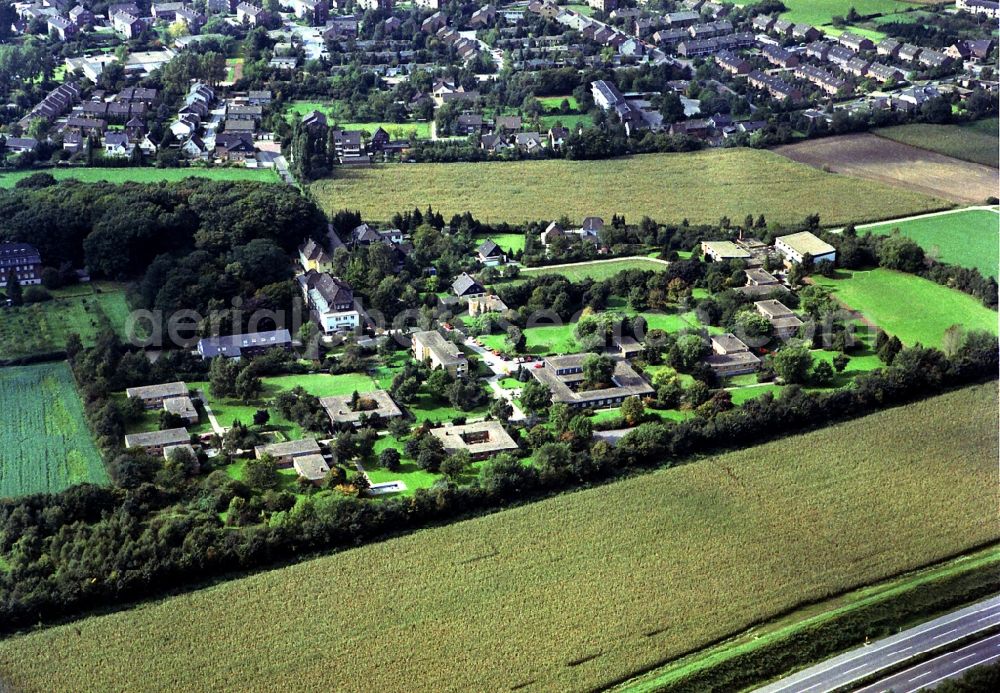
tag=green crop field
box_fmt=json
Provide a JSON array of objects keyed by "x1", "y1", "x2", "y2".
[
  {"x1": 0, "y1": 283, "x2": 133, "y2": 360},
  {"x1": 0, "y1": 167, "x2": 278, "y2": 188},
  {"x1": 311, "y1": 149, "x2": 947, "y2": 226},
  {"x1": 0, "y1": 362, "x2": 107, "y2": 498},
  {"x1": 859, "y1": 209, "x2": 1000, "y2": 278},
  {"x1": 874, "y1": 118, "x2": 1000, "y2": 168},
  {"x1": 812, "y1": 269, "x2": 998, "y2": 348},
  {"x1": 0, "y1": 384, "x2": 994, "y2": 692},
  {"x1": 522, "y1": 258, "x2": 668, "y2": 282}
]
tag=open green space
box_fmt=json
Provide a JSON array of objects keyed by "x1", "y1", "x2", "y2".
[
  {"x1": 537, "y1": 114, "x2": 594, "y2": 132},
  {"x1": 0, "y1": 167, "x2": 278, "y2": 189},
  {"x1": 874, "y1": 118, "x2": 1000, "y2": 168},
  {"x1": 311, "y1": 149, "x2": 947, "y2": 226},
  {"x1": 477, "y1": 232, "x2": 525, "y2": 254},
  {"x1": 188, "y1": 372, "x2": 381, "y2": 440},
  {"x1": 859, "y1": 209, "x2": 1000, "y2": 278},
  {"x1": 537, "y1": 95, "x2": 579, "y2": 110},
  {"x1": 563, "y1": 4, "x2": 594, "y2": 17},
  {"x1": 0, "y1": 283, "x2": 133, "y2": 360},
  {"x1": 0, "y1": 362, "x2": 107, "y2": 498},
  {"x1": 0, "y1": 384, "x2": 994, "y2": 691},
  {"x1": 812, "y1": 269, "x2": 998, "y2": 348},
  {"x1": 778, "y1": 0, "x2": 916, "y2": 27},
  {"x1": 285, "y1": 100, "x2": 431, "y2": 139},
  {"x1": 521, "y1": 258, "x2": 668, "y2": 282}
]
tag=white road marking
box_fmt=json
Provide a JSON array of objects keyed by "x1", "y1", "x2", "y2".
[
  {"x1": 907, "y1": 671, "x2": 934, "y2": 683},
  {"x1": 932, "y1": 628, "x2": 959, "y2": 639},
  {"x1": 953, "y1": 653, "x2": 979, "y2": 663},
  {"x1": 918, "y1": 653, "x2": 1000, "y2": 690}
]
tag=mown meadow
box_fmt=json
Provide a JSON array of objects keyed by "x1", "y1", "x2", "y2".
[
  {"x1": 311, "y1": 149, "x2": 947, "y2": 226},
  {"x1": 0, "y1": 362, "x2": 107, "y2": 497},
  {"x1": 0, "y1": 167, "x2": 278, "y2": 188},
  {"x1": 0, "y1": 384, "x2": 994, "y2": 692}
]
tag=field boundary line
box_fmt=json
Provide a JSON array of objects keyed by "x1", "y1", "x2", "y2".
[
  {"x1": 521, "y1": 256, "x2": 670, "y2": 273},
  {"x1": 830, "y1": 206, "x2": 999, "y2": 233}
]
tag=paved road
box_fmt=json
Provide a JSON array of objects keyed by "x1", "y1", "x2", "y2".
[
  {"x1": 854, "y1": 632, "x2": 1000, "y2": 693},
  {"x1": 753, "y1": 594, "x2": 1000, "y2": 693}
]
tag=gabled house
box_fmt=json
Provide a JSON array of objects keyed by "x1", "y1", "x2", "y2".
[
  {"x1": 476, "y1": 239, "x2": 507, "y2": 265},
  {"x1": 452, "y1": 272, "x2": 486, "y2": 299},
  {"x1": 298, "y1": 270, "x2": 360, "y2": 333},
  {"x1": 299, "y1": 238, "x2": 333, "y2": 273}
]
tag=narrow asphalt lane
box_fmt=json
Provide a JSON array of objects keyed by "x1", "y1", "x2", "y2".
[
  {"x1": 853, "y1": 632, "x2": 1000, "y2": 693},
  {"x1": 753, "y1": 594, "x2": 1000, "y2": 693}
]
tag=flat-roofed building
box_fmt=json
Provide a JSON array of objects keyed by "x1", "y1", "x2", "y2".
[
  {"x1": 124, "y1": 428, "x2": 190, "y2": 455},
  {"x1": 197, "y1": 329, "x2": 292, "y2": 359},
  {"x1": 737, "y1": 268, "x2": 788, "y2": 297},
  {"x1": 774, "y1": 231, "x2": 836, "y2": 265},
  {"x1": 293, "y1": 453, "x2": 331, "y2": 483},
  {"x1": 429, "y1": 421, "x2": 519, "y2": 461},
  {"x1": 701, "y1": 240, "x2": 751, "y2": 262},
  {"x1": 254, "y1": 438, "x2": 322, "y2": 466},
  {"x1": 126, "y1": 381, "x2": 189, "y2": 408},
  {"x1": 531, "y1": 354, "x2": 654, "y2": 409},
  {"x1": 754, "y1": 299, "x2": 804, "y2": 339},
  {"x1": 706, "y1": 333, "x2": 760, "y2": 375},
  {"x1": 163, "y1": 395, "x2": 198, "y2": 424},
  {"x1": 412, "y1": 330, "x2": 468, "y2": 377},
  {"x1": 162, "y1": 442, "x2": 197, "y2": 461},
  {"x1": 320, "y1": 390, "x2": 403, "y2": 428}
]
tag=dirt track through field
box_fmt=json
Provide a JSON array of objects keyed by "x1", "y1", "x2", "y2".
[{"x1": 774, "y1": 134, "x2": 999, "y2": 204}]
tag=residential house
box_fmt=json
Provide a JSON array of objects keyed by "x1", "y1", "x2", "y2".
[
  {"x1": 956, "y1": 0, "x2": 999, "y2": 18},
  {"x1": 111, "y1": 11, "x2": 144, "y2": 38},
  {"x1": 762, "y1": 44, "x2": 799, "y2": 68},
  {"x1": 877, "y1": 38, "x2": 902, "y2": 58},
  {"x1": 320, "y1": 390, "x2": 403, "y2": 428},
  {"x1": 747, "y1": 70, "x2": 803, "y2": 101},
  {"x1": 868, "y1": 63, "x2": 904, "y2": 83},
  {"x1": 299, "y1": 238, "x2": 333, "y2": 272},
  {"x1": 103, "y1": 132, "x2": 132, "y2": 157},
  {"x1": 236, "y1": 2, "x2": 266, "y2": 25},
  {"x1": 293, "y1": 454, "x2": 330, "y2": 483},
  {"x1": 47, "y1": 15, "x2": 77, "y2": 39},
  {"x1": 3, "y1": 137, "x2": 39, "y2": 154},
  {"x1": 548, "y1": 126, "x2": 569, "y2": 150},
  {"x1": 838, "y1": 32, "x2": 874, "y2": 52},
  {"x1": 457, "y1": 113, "x2": 485, "y2": 134},
  {"x1": 514, "y1": 131, "x2": 543, "y2": 153},
  {"x1": 530, "y1": 353, "x2": 654, "y2": 409},
  {"x1": 468, "y1": 294, "x2": 508, "y2": 316},
  {"x1": 751, "y1": 14, "x2": 776, "y2": 33},
  {"x1": 715, "y1": 49, "x2": 751, "y2": 75},
  {"x1": 163, "y1": 395, "x2": 198, "y2": 425},
  {"x1": 214, "y1": 132, "x2": 255, "y2": 162},
  {"x1": 452, "y1": 272, "x2": 486, "y2": 300},
  {"x1": 476, "y1": 239, "x2": 507, "y2": 265},
  {"x1": 898, "y1": 43, "x2": 923, "y2": 63},
  {"x1": 298, "y1": 270, "x2": 360, "y2": 333},
  {"x1": 792, "y1": 24, "x2": 821, "y2": 41},
  {"x1": 918, "y1": 49, "x2": 953, "y2": 69}
]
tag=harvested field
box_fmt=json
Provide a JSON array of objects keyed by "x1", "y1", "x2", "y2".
[
  {"x1": 774, "y1": 134, "x2": 997, "y2": 204},
  {"x1": 0, "y1": 384, "x2": 995, "y2": 692}
]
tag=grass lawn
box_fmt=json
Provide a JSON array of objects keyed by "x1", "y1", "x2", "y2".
[
  {"x1": 537, "y1": 114, "x2": 594, "y2": 132},
  {"x1": 521, "y1": 258, "x2": 667, "y2": 282},
  {"x1": 0, "y1": 362, "x2": 107, "y2": 498},
  {"x1": 537, "y1": 95, "x2": 579, "y2": 110},
  {"x1": 858, "y1": 209, "x2": 999, "y2": 279},
  {"x1": 3, "y1": 384, "x2": 994, "y2": 692},
  {"x1": 188, "y1": 373, "x2": 381, "y2": 439},
  {"x1": 311, "y1": 149, "x2": 944, "y2": 226},
  {"x1": 811, "y1": 269, "x2": 998, "y2": 348},
  {"x1": 477, "y1": 232, "x2": 525, "y2": 254},
  {"x1": 563, "y1": 3, "x2": 593, "y2": 16},
  {"x1": 0, "y1": 167, "x2": 278, "y2": 188},
  {"x1": 481, "y1": 323, "x2": 579, "y2": 355},
  {"x1": 874, "y1": 118, "x2": 999, "y2": 168},
  {"x1": 284, "y1": 100, "x2": 431, "y2": 139},
  {"x1": 0, "y1": 282, "x2": 133, "y2": 360},
  {"x1": 367, "y1": 436, "x2": 442, "y2": 496}
]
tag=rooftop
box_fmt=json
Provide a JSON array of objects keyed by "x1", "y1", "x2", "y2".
[
  {"x1": 776, "y1": 231, "x2": 836, "y2": 258},
  {"x1": 124, "y1": 427, "x2": 189, "y2": 448},
  {"x1": 429, "y1": 421, "x2": 519, "y2": 456},
  {"x1": 254, "y1": 438, "x2": 321, "y2": 459},
  {"x1": 126, "y1": 381, "x2": 188, "y2": 400},
  {"x1": 320, "y1": 390, "x2": 403, "y2": 424},
  {"x1": 293, "y1": 453, "x2": 331, "y2": 481}
]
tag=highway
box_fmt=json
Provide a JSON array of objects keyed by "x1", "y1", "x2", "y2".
[
  {"x1": 753, "y1": 594, "x2": 1000, "y2": 693},
  {"x1": 853, "y1": 632, "x2": 1000, "y2": 693}
]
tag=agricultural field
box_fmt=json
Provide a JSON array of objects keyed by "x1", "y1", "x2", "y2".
[
  {"x1": 312, "y1": 149, "x2": 947, "y2": 226},
  {"x1": 812, "y1": 269, "x2": 998, "y2": 348},
  {"x1": 0, "y1": 362, "x2": 107, "y2": 498},
  {"x1": 858, "y1": 208, "x2": 1000, "y2": 278},
  {"x1": 874, "y1": 118, "x2": 1000, "y2": 168},
  {"x1": 775, "y1": 134, "x2": 997, "y2": 205},
  {"x1": 0, "y1": 384, "x2": 994, "y2": 692},
  {"x1": 0, "y1": 167, "x2": 278, "y2": 189},
  {"x1": 521, "y1": 257, "x2": 669, "y2": 282},
  {"x1": 0, "y1": 283, "x2": 134, "y2": 361}
]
